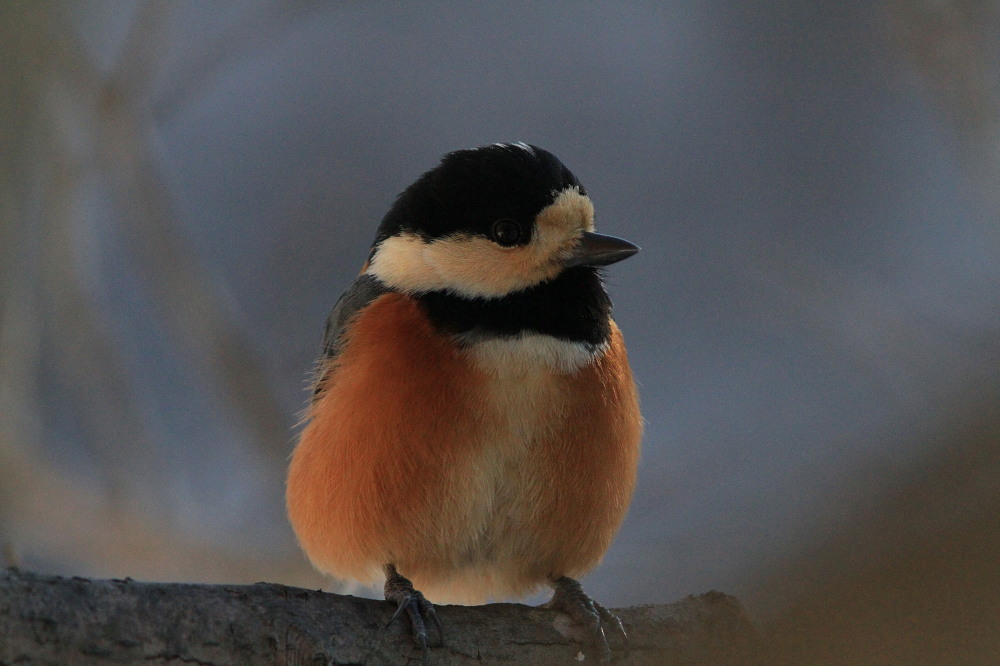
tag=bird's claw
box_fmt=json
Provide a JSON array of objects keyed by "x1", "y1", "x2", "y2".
[
  {"x1": 545, "y1": 576, "x2": 628, "y2": 663},
  {"x1": 384, "y1": 565, "x2": 443, "y2": 664}
]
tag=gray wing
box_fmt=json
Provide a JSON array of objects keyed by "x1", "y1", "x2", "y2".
[{"x1": 311, "y1": 273, "x2": 390, "y2": 402}]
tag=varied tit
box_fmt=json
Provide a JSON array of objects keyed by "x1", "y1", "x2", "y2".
[{"x1": 287, "y1": 142, "x2": 642, "y2": 662}]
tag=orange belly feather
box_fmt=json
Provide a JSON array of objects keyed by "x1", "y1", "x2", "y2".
[{"x1": 286, "y1": 293, "x2": 641, "y2": 602}]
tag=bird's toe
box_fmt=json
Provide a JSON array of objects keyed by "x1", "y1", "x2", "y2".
[
  {"x1": 544, "y1": 576, "x2": 627, "y2": 663},
  {"x1": 384, "y1": 564, "x2": 444, "y2": 663}
]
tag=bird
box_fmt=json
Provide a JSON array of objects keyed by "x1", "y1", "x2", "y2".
[{"x1": 286, "y1": 142, "x2": 643, "y2": 662}]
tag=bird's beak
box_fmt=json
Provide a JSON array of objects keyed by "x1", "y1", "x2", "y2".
[{"x1": 563, "y1": 232, "x2": 640, "y2": 268}]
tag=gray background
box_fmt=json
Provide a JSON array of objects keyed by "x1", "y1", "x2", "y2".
[{"x1": 3, "y1": 2, "x2": 999, "y2": 661}]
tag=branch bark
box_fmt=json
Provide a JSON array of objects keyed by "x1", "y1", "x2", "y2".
[{"x1": 0, "y1": 569, "x2": 760, "y2": 665}]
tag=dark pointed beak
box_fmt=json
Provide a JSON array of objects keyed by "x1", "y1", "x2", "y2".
[{"x1": 563, "y1": 231, "x2": 640, "y2": 268}]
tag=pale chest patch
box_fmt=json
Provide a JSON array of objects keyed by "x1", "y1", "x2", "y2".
[
  {"x1": 439, "y1": 333, "x2": 607, "y2": 582},
  {"x1": 457, "y1": 331, "x2": 607, "y2": 376},
  {"x1": 456, "y1": 332, "x2": 605, "y2": 478}
]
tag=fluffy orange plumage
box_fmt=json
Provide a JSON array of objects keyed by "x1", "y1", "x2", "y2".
[{"x1": 286, "y1": 292, "x2": 641, "y2": 603}]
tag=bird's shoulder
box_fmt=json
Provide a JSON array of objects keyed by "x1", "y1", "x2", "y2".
[
  {"x1": 320, "y1": 273, "x2": 391, "y2": 360},
  {"x1": 311, "y1": 273, "x2": 392, "y2": 401}
]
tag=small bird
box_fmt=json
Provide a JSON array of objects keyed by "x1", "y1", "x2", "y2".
[{"x1": 287, "y1": 143, "x2": 642, "y2": 662}]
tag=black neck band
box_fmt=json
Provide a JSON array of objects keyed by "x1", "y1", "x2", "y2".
[{"x1": 416, "y1": 267, "x2": 612, "y2": 347}]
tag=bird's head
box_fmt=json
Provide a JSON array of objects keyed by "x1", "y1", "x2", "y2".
[{"x1": 366, "y1": 143, "x2": 638, "y2": 299}]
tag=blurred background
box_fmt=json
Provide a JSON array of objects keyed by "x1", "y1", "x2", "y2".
[{"x1": 2, "y1": 1, "x2": 999, "y2": 663}]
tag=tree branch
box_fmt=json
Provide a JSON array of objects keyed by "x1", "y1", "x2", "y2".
[{"x1": 0, "y1": 569, "x2": 760, "y2": 665}]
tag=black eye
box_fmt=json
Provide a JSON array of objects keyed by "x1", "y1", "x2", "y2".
[{"x1": 491, "y1": 219, "x2": 522, "y2": 247}]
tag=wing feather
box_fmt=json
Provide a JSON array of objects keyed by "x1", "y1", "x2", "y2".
[{"x1": 311, "y1": 273, "x2": 390, "y2": 401}]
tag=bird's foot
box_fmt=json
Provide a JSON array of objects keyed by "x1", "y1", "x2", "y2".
[
  {"x1": 384, "y1": 564, "x2": 443, "y2": 664},
  {"x1": 544, "y1": 576, "x2": 627, "y2": 663}
]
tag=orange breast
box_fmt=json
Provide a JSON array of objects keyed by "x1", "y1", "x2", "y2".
[
  {"x1": 287, "y1": 293, "x2": 487, "y2": 584},
  {"x1": 286, "y1": 294, "x2": 642, "y2": 602},
  {"x1": 523, "y1": 326, "x2": 643, "y2": 579}
]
